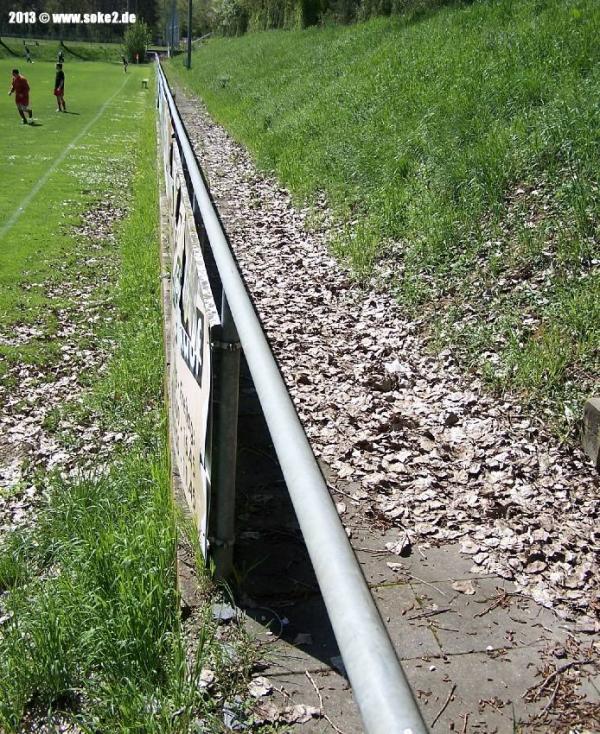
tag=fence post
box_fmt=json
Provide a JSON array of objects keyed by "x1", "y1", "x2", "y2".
[{"x1": 210, "y1": 294, "x2": 241, "y2": 579}]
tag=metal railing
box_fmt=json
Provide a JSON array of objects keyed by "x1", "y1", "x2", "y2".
[{"x1": 156, "y1": 61, "x2": 429, "y2": 734}]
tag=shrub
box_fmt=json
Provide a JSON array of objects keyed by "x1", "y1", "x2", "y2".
[{"x1": 123, "y1": 19, "x2": 151, "y2": 61}]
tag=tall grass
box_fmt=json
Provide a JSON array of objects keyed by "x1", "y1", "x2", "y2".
[{"x1": 169, "y1": 0, "x2": 599, "y2": 425}]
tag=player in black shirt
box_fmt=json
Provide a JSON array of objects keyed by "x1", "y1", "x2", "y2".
[{"x1": 54, "y1": 63, "x2": 66, "y2": 112}]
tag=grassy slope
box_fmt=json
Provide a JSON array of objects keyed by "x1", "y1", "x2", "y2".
[
  {"x1": 168, "y1": 0, "x2": 599, "y2": 429},
  {"x1": 0, "y1": 38, "x2": 123, "y2": 62}
]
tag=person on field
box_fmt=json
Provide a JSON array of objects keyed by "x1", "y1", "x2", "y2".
[
  {"x1": 122, "y1": 55, "x2": 128, "y2": 72},
  {"x1": 24, "y1": 45, "x2": 33, "y2": 63},
  {"x1": 8, "y1": 69, "x2": 32, "y2": 124},
  {"x1": 57, "y1": 49, "x2": 64, "y2": 63},
  {"x1": 54, "y1": 63, "x2": 66, "y2": 112}
]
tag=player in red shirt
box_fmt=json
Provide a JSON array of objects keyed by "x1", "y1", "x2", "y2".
[{"x1": 8, "y1": 69, "x2": 33, "y2": 125}]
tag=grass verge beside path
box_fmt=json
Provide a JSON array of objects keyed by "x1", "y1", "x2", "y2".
[
  {"x1": 0, "y1": 79, "x2": 182, "y2": 732},
  {"x1": 168, "y1": 0, "x2": 599, "y2": 433}
]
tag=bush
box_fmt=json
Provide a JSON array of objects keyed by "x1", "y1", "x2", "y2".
[{"x1": 123, "y1": 19, "x2": 150, "y2": 61}]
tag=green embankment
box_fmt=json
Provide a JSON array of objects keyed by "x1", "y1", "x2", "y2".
[
  {"x1": 0, "y1": 37, "x2": 123, "y2": 62},
  {"x1": 169, "y1": 0, "x2": 599, "y2": 429}
]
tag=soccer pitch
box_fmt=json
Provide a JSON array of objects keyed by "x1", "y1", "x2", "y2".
[{"x1": 0, "y1": 59, "x2": 153, "y2": 335}]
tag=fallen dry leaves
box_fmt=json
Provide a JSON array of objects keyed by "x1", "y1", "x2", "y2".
[
  {"x1": 176, "y1": 89, "x2": 599, "y2": 626},
  {"x1": 0, "y1": 202, "x2": 129, "y2": 551}
]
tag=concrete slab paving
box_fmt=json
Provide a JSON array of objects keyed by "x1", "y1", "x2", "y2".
[
  {"x1": 244, "y1": 599, "x2": 345, "y2": 676},
  {"x1": 241, "y1": 527, "x2": 598, "y2": 733},
  {"x1": 353, "y1": 530, "x2": 502, "y2": 587},
  {"x1": 265, "y1": 668, "x2": 362, "y2": 734},
  {"x1": 370, "y1": 581, "x2": 442, "y2": 660},
  {"x1": 404, "y1": 647, "x2": 549, "y2": 733},
  {"x1": 576, "y1": 674, "x2": 600, "y2": 705},
  {"x1": 407, "y1": 576, "x2": 569, "y2": 656}
]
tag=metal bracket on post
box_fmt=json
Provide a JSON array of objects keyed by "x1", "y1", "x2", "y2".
[
  {"x1": 212, "y1": 340, "x2": 241, "y2": 351},
  {"x1": 209, "y1": 294, "x2": 241, "y2": 579}
]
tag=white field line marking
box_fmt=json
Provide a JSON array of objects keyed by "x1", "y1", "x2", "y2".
[{"x1": 0, "y1": 77, "x2": 129, "y2": 242}]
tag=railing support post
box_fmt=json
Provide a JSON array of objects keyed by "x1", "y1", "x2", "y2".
[{"x1": 210, "y1": 294, "x2": 240, "y2": 579}]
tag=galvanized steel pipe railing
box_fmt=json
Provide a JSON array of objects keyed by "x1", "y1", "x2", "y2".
[{"x1": 156, "y1": 63, "x2": 429, "y2": 734}]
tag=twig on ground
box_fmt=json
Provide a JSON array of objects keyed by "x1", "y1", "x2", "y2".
[
  {"x1": 474, "y1": 590, "x2": 522, "y2": 618},
  {"x1": 432, "y1": 624, "x2": 461, "y2": 633},
  {"x1": 557, "y1": 625, "x2": 581, "y2": 641},
  {"x1": 533, "y1": 659, "x2": 594, "y2": 696},
  {"x1": 330, "y1": 486, "x2": 358, "y2": 502},
  {"x1": 305, "y1": 670, "x2": 348, "y2": 734},
  {"x1": 273, "y1": 683, "x2": 293, "y2": 701},
  {"x1": 431, "y1": 683, "x2": 456, "y2": 727},
  {"x1": 408, "y1": 607, "x2": 452, "y2": 621},
  {"x1": 352, "y1": 546, "x2": 389, "y2": 556},
  {"x1": 539, "y1": 680, "x2": 560, "y2": 718},
  {"x1": 408, "y1": 575, "x2": 448, "y2": 596},
  {"x1": 461, "y1": 712, "x2": 469, "y2": 733},
  {"x1": 480, "y1": 697, "x2": 504, "y2": 714}
]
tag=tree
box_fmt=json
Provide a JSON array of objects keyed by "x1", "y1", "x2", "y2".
[{"x1": 123, "y1": 18, "x2": 150, "y2": 60}]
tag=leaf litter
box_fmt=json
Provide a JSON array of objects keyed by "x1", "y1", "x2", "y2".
[
  {"x1": 174, "y1": 87, "x2": 599, "y2": 626},
  {"x1": 0, "y1": 200, "x2": 130, "y2": 677}
]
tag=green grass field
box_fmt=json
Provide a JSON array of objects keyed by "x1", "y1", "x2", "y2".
[
  {"x1": 0, "y1": 59, "x2": 149, "y2": 373},
  {"x1": 168, "y1": 0, "x2": 599, "y2": 431},
  {"x1": 0, "y1": 56, "x2": 257, "y2": 731}
]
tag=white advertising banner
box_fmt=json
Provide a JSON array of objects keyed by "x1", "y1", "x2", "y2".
[{"x1": 167, "y1": 142, "x2": 219, "y2": 556}]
